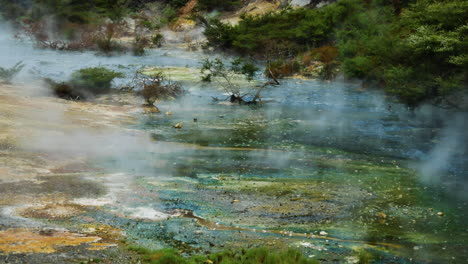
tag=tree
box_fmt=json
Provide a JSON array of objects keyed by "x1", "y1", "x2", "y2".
[
  {"x1": 0, "y1": 62, "x2": 25, "y2": 83},
  {"x1": 130, "y1": 71, "x2": 183, "y2": 106},
  {"x1": 200, "y1": 57, "x2": 278, "y2": 105}
]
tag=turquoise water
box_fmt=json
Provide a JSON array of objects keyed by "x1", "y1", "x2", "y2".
[{"x1": 1, "y1": 28, "x2": 467, "y2": 263}]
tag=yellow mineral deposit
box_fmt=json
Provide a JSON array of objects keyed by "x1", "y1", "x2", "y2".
[{"x1": 0, "y1": 229, "x2": 103, "y2": 254}]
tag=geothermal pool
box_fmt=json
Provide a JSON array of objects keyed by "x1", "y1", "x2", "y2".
[{"x1": 0, "y1": 27, "x2": 467, "y2": 263}]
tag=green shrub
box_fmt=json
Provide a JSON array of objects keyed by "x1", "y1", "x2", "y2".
[
  {"x1": 151, "y1": 34, "x2": 164, "y2": 47},
  {"x1": 47, "y1": 67, "x2": 123, "y2": 100},
  {"x1": 170, "y1": 0, "x2": 190, "y2": 9},
  {"x1": 197, "y1": 0, "x2": 241, "y2": 11},
  {"x1": 69, "y1": 67, "x2": 123, "y2": 95},
  {"x1": 129, "y1": 246, "x2": 318, "y2": 264},
  {"x1": 199, "y1": 0, "x2": 467, "y2": 107},
  {"x1": 161, "y1": 5, "x2": 178, "y2": 24},
  {"x1": 336, "y1": 0, "x2": 468, "y2": 107},
  {"x1": 0, "y1": 0, "x2": 28, "y2": 22},
  {"x1": 132, "y1": 36, "x2": 150, "y2": 56},
  {"x1": 200, "y1": 57, "x2": 259, "y2": 94},
  {"x1": 0, "y1": 62, "x2": 25, "y2": 83},
  {"x1": 202, "y1": 1, "x2": 350, "y2": 56},
  {"x1": 356, "y1": 248, "x2": 375, "y2": 264}
]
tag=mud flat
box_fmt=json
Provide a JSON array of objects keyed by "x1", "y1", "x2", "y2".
[{"x1": 0, "y1": 83, "x2": 142, "y2": 263}]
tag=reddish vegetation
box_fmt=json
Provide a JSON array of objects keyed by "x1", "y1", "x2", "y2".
[
  {"x1": 310, "y1": 45, "x2": 339, "y2": 64},
  {"x1": 17, "y1": 19, "x2": 128, "y2": 52},
  {"x1": 179, "y1": 0, "x2": 198, "y2": 16}
]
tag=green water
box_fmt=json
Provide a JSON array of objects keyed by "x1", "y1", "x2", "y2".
[
  {"x1": 1, "y1": 31, "x2": 466, "y2": 262},
  {"x1": 87, "y1": 78, "x2": 467, "y2": 263}
]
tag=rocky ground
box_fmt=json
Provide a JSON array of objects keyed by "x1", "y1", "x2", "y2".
[{"x1": 0, "y1": 83, "x2": 146, "y2": 263}]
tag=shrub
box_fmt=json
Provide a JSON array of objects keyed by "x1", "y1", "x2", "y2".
[
  {"x1": 94, "y1": 22, "x2": 127, "y2": 54},
  {"x1": 265, "y1": 60, "x2": 301, "y2": 79},
  {"x1": 70, "y1": 67, "x2": 123, "y2": 95},
  {"x1": 131, "y1": 71, "x2": 183, "y2": 106},
  {"x1": 356, "y1": 248, "x2": 375, "y2": 264},
  {"x1": 197, "y1": 0, "x2": 241, "y2": 11},
  {"x1": 170, "y1": 0, "x2": 190, "y2": 9},
  {"x1": 0, "y1": 62, "x2": 25, "y2": 83},
  {"x1": 200, "y1": 57, "x2": 259, "y2": 96},
  {"x1": 44, "y1": 78, "x2": 81, "y2": 100},
  {"x1": 47, "y1": 67, "x2": 123, "y2": 100},
  {"x1": 310, "y1": 46, "x2": 338, "y2": 64},
  {"x1": 46, "y1": 67, "x2": 123, "y2": 100},
  {"x1": 0, "y1": 0, "x2": 28, "y2": 22},
  {"x1": 151, "y1": 34, "x2": 164, "y2": 47},
  {"x1": 129, "y1": 246, "x2": 318, "y2": 264},
  {"x1": 132, "y1": 35, "x2": 150, "y2": 56},
  {"x1": 199, "y1": 57, "x2": 280, "y2": 105},
  {"x1": 202, "y1": 3, "x2": 349, "y2": 56}
]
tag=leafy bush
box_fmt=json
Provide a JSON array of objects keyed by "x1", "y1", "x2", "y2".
[
  {"x1": 200, "y1": 0, "x2": 467, "y2": 107},
  {"x1": 337, "y1": 0, "x2": 468, "y2": 107},
  {"x1": 0, "y1": 0, "x2": 28, "y2": 22},
  {"x1": 47, "y1": 67, "x2": 123, "y2": 100},
  {"x1": 69, "y1": 67, "x2": 123, "y2": 95},
  {"x1": 129, "y1": 246, "x2": 318, "y2": 264},
  {"x1": 132, "y1": 36, "x2": 150, "y2": 56},
  {"x1": 197, "y1": 0, "x2": 241, "y2": 11},
  {"x1": 130, "y1": 71, "x2": 183, "y2": 106},
  {"x1": 0, "y1": 62, "x2": 25, "y2": 83},
  {"x1": 151, "y1": 34, "x2": 164, "y2": 47},
  {"x1": 199, "y1": 57, "x2": 279, "y2": 105},
  {"x1": 265, "y1": 60, "x2": 301, "y2": 79},
  {"x1": 200, "y1": 57, "x2": 259, "y2": 97},
  {"x1": 202, "y1": 2, "x2": 350, "y2": 56},
  {"x1": 44, "y1": 78, "x2": 81, "y2": 100},
  {"x1": 170, "y1": 0, "x2": 190, "y2": 9}
]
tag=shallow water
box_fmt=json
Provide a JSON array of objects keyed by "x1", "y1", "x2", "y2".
[{"x1": 1, "y1": 26, "x2": 467, "y2": 263}]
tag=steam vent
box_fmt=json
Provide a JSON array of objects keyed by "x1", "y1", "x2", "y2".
[{"x1": 0, "y1": 0, "x2": 466, "y2": 263}]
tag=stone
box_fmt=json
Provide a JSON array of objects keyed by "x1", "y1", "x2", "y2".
[{"x1": 143, "y1": 105, "x2": 160, "y2": 113}]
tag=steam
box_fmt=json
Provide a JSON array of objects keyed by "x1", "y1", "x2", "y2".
[{"x1": 417, "y1": 113, "x2": 468, "y2": 199}]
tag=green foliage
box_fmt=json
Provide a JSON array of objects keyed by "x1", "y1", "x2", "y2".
[
  {"x1": 161, "y1": 5, "x2": 178, "y2": 24},
  {"x1": 151, "y1": 34, "x2": 164, "y2": 47},
  {"x1": 356, "y1": 248, "x2": 375, "y2": 264},
  {"x1": 200, "y1": 57, "x2": 264, "y2": 103},
  {"x1": 197, "y1": 0, "x2": 241, "y2": 11},
  {"x1": 0, "y1": 0, "x2": 28, "y2": 22},
  {"x1": 337, "y1": 0, "x2": 467, "y2": 107},
  {"x1": 47, "y1": 67, "x2": 123, "y2": 100},
  {"x1": 132, "y1": 36, "x2": 150, "y2": 56},
  {"x1": 201, "y1": 0, "x2": 467, "y2": 107},
  {"x1": 0, "y1": 62, "x2": 25, "y2": 83},
  {"x1": 129, "y1": 246, "x2": 318, "y2": 264},
  {"x1": 200, "y1": 57, "x2": 259, "y2": 84},
  {"x1": 202, "y1": 1, "x2": 351, "y2": 56},
  {"x1": 69, "y1": 67, "x2": 123, "y2": 95},
  {"x1": 170, "y1": 0, "x2": 190, "y2": 9},
  {"x1": 30, "y1": 0, "x2": 130, "y2": 24},
  {"x1": 229, "y1": 58, "x2": 259, "y2": 81}
]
